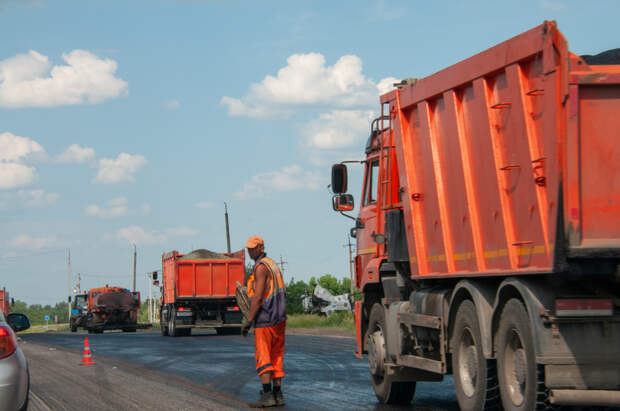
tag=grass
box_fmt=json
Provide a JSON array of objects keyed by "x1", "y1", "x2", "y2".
[
  {"x1": 19, "y1": 323, "x2": 70, "y2": 334},
  {"x1": 286, "y1": 311, "x2": 355, "y2": 330}
]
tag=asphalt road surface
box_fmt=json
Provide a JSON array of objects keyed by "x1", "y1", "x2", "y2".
[{"x1": 21, "y1": 330, "x2": 458, "y2": 410}]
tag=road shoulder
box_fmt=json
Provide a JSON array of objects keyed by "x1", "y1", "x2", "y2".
[{"x1": 21, "y1": 339, "x2": 248, "y2": 410}]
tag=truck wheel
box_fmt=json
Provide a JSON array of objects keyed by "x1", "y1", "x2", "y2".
[
  {"x1": 452, "y1": 300, "x2": 500, "y2": 411},
  {"x1": 160, "y1": 321, "x2": 169, "y2": 336},
  {"x1": 169, "y1": 308, "x2": 179, "y2": 337},
  {"x1": 496, "y1": 299, "x2": 545, "y2": 411},
  {"x1": 71, "y1": 325, "x2": 77, "y2": 333},
  {"x1": 367, "y1": 303, "x2": 416, "y2": 404}
]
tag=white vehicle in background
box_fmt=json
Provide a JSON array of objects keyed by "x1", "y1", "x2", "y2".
[
  {"x1": 302, "y1": 284, "x2": 351, "y2": 316},
  {"x1": 0, "y1": 310, "x2": 30, "y2": 411}
]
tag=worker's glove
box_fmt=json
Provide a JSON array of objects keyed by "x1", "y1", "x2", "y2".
[{"x1": 241, "y1": 321, "x2": 252, "y2": 337}]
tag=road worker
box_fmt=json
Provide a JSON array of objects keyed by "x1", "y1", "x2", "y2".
[{"x1": 242, "y1": 235, "x2": 287, "y2": 408}]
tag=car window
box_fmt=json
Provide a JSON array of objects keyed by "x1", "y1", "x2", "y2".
[{"x1": 363, "y1": 160, "x2": 379, "y2": 206}]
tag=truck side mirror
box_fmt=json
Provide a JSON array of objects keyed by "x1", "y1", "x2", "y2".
[
  {"x1": 152, "y1": 271, "x2": 158, "y2": 280},
  {"x1": 332, "y1": 194, "x2": 354, "y2": 212},
  {"x1": 331, "y1": 163, "x2": 348, "y2": 193},
  {"x1": 7, "y1": 313, "x2": 30, "y2": 332}
]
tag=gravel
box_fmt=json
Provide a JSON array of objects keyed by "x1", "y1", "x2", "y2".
[{"x1": 179, "y1": 249, "x2": 229, "y2": 260}]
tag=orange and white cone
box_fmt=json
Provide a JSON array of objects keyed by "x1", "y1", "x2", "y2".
[{"x1": 80, "y1": 336, "x2": 96, "y2": 365}]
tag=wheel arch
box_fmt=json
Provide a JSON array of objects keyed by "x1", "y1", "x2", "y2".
[
  {"x1": 447, "y1": 280, "x2": 496, "y2": 358},
  {"x1": 491, "y1": 277, "x2": 554, "y2": 359}
]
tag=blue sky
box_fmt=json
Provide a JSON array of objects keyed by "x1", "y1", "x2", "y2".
[{"x1": 0, "y1": 0, "x2": 618, "y2": 304}]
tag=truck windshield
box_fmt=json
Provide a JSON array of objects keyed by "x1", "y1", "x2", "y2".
[{"x1": 364, "y1": 160, "x2": 379, "y2": 206}]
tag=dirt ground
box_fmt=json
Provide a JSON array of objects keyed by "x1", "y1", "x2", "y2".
[{"x1": 286, "y1": 327, "x2": 355, "y2": 339}]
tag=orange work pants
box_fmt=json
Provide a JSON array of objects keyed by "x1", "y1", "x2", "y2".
[{"x1": 254, "y1": 321, "x2": 286, "y2": 378}]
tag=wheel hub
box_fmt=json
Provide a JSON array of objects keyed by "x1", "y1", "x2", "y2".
[
  {"x1": 504, "y1": 329, "x2": 527, "y2": 406},
  {"x1": 458, "y1": 328, "x2": 478, "y2": 398},
  {"x1": 367, "y1": 330, "x2": 386, "y2": 377},
  {"x1": 514, "y1": 348, "x2": 527, "y2": 386}
]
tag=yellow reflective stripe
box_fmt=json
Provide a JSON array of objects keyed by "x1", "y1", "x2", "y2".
[
  {"x1": 406, "y1": 245, "x2": 552, "y2": 265},
  {"x1": 358, "y1": 247, "x2": 376, "y2": 255}
]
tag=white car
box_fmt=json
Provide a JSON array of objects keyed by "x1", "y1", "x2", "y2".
[{"x1": 0, "y1": 310, "x2": 30, "y2": 411}]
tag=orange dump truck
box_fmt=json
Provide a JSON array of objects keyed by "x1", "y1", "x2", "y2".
[
  {"x1": 160, "y1": 249, "x2": 245, "y2": 337},
  {"x1": 0, "y1": 288, "x2": 9, "y2": 316},
  {"x1": 330, "y1": 21, "x2": 620, "y2": 409}
]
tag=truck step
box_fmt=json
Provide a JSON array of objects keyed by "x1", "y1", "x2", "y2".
[
  {"x1": 397, "y1": 354, "x2": 444, "y2": 374},
  {"x1": 398, "y1": 312, "x2": 441, "y2": 329}
]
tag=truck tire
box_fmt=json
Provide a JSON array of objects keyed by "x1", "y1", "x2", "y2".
[
  {"x1": 71, "y1": 324, "x2": 77, "y2": 333},
  {"x1": 452, "y1": 300, "x2": 500, "y2": 411},
  {"x1": 367, "y1": 303, "x2": 416, "y2": 404},
  {"x1": 160, "y1": 309, "x2": 169, "y2": 336},
  {"x1": 496, "y1": 298, "x2": 546, "y2": 411},
  {"x1": 169, "y1": 308, "x2": 179, "y2": 337}
]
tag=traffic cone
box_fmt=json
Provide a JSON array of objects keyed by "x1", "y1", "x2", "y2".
[{"x1": 80, "y1": 336, "x2": 96, "y2": 365}]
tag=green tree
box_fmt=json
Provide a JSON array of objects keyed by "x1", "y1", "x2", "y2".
[{"x1": 285, "y1": 278, "x2": 310, "y2": 314}]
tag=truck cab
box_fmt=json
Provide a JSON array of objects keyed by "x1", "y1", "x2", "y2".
[{"x1": 70, "y1": 293, "x2": 88, "y2": 332}]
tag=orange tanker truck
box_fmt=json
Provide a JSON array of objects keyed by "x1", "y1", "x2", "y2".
[
  {"x1": 71, "y1": 285, "x2": 146, "y2": 334},
  {"x1": 330, "y1": 21, "x2": 620, "y2": 410},
  {"x1": 160, "y1": 249, "x2": 245, "y2": 337}
]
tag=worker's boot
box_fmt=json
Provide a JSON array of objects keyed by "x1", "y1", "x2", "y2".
[
  {"x1": 249, "y1": 390, "x2": 276, "y2": 408},
  {"x1": 273, "y1": 389, "x2": 285, "y2": 406}
]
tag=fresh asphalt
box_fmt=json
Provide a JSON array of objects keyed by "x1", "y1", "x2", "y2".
[{"x1": 22, "y1": 330, "x2": 458, "y2": 410}]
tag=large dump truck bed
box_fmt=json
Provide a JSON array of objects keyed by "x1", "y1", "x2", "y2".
[
  {"x1": 162, "y1": 250, "x2": 245, "y2": 304},
  {"x1": 381, "y1": 21, "x2": 620, "y2": 277}
]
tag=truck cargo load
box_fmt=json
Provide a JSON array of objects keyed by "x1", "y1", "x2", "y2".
[
  {"x1": 160, "y1": 248, "x2": 245, "y2": 337},
  {"x1": 330, "y1": 21, "x2": 620, "y2": 409}
]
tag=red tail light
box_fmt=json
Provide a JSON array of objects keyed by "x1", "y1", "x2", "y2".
[
  {"x1": 0, "y1": 326, "x2": 17, "y2": 359},
  {"x1": 555, "y1": 299, "x2": 613, "y2": 317},
  {"x1": 227, "y1": 306, "x2": 240, "y2": 311},
  {"x1": 177, "y1": 307, "x2": 191, "y2": 311}
]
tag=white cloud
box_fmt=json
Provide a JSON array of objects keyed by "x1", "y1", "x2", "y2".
[
  {"x1": 85, "y1": 197, "x2": 128, "y2": 218},
  {"x1": 221, "y1": 53, "x2": 395, "y2": 118},
  {"x1": 0, "y1": 132, "x2": 47, "y2": 189},
  {"x1": 10, "y1": 234, "x2": 56, "y2": 249},
  {"x1": 376, "y1": 77, "x2": 398, "y2": 95},
  {"x1": 0, "y1": 162, "x2": 36, "y2": 189},
  {"x1": 166, "y1": 227, "x2": 199, "y2": 237},
  {"x1": 56, "y1": 144, "x2": 95, "y2": 163},
  {"x1": 93, "y1": 153, "x2": 147, "y2": 184},
  {"x1": 115, "y1": 226, "x2": 165, "y2": 245},
  {"x1": 0, "y1": 50, "x2": 128, "y2": 108},
  {"x1": 0, "y1": 132, "x2": 45, "y2": 163},
  {"x1": 166, "y1": 99, "x2": 180, "y2": 109},
  {"x1": 302, "y1": 110, "x2": 374, "y2": 150},
  {"x1": 195, "y1": 201, "x2": 215, "y2": 209},
  {"x1": 17, "y1": 189, "x2": 59, "y2": 207},
  {"x1": 236, "y1": 165, "x2": 321, "y2": 199}
]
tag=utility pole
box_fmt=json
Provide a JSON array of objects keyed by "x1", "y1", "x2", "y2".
[
  {"x1": 344, "y1": 236, "x2": 355, "y2": 295},
  {"x1": 224, "y1": 202, "x2": 231, "y2": 253},
  {"x1": 67, "y1": 248, "x2": 71, "y2": 322},
  {"x1": 77, "y1": 273, "x2": 81, "y2": 294},
  {"x1": 278, "y1": 255, "x2": 288, "y2": 276},
  {"x1": 132, "y1": 244, "x2": 137, "y2": 291}
]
